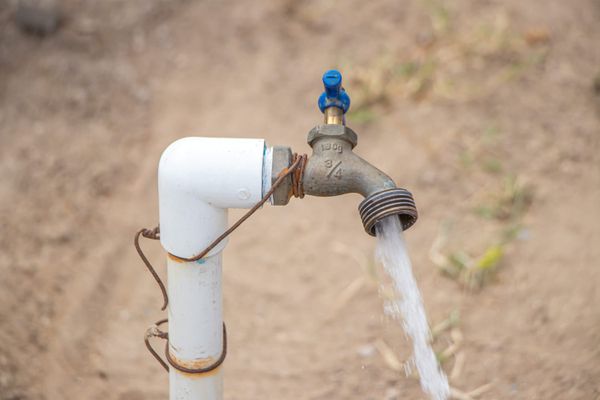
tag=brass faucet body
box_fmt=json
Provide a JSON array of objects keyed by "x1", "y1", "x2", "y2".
[
  {"x1": 271, "y1": 107, "x2": 417, "y2": 235},
  {"x1": 302, "y1": 124, "x2": 396, "y2": 198}
]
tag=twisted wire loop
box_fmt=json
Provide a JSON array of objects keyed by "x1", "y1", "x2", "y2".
[
  {"x1": 144, "y1": 319, "x2": 227, "y2": 374},
  {"x1": 291, "y1": 153, "x2": 307, "y2": 199},
  {"x1": 135, "y1": 152, "x2": 308, "y2": 372},
  {"x1": 165, "y1": 323, "x2": 227, "y2": 374},
  {"x1": 144, "y1": 318, "x2": 169, "y2": 371}
]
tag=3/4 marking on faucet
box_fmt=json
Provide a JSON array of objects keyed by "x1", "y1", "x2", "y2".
[{"x1": 326, "y1": 160, "x2": 343, "y2": 178}]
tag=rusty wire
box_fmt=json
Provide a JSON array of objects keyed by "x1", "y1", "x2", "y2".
[
  {"x1": 291, "y1": 153, "x2": 307, "y2": 199},
  {"x1": 165, "y1": 323, "x2": 227, "y2": 374},
  {"x1": 170, "y1": 152, "x2": 307, "y2": 262},
  {"x1": 134, "y1": 226, "x2": 167, "y2": 310},
  {"x1": 135, "y1": 152, "x2": 307, "y2": 373},
  {"x1": 144, "y1": 318, "x2": 227, "y2": 374},
  {"x1": 144, "y1": 318, "x2": 169, "y2": 371}
]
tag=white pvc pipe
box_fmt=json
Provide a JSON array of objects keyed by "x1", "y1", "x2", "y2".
[
  {"x1": 158, "y1": 137, "x2": 269, "y2": 400},
  {"x1": 167, "y1": 255, "x2": 223, "y2": 399}
]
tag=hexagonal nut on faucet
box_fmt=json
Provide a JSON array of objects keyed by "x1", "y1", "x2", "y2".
[{"x1": 307, "y1": 124, "x2": 358, "y2": 149}]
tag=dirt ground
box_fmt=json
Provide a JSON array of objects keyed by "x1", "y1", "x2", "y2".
[{"x1": 1, "y1": 1, "x2": 599, "y2": 399}]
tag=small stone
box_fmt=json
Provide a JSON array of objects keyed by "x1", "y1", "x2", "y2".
[
  {"x1": 15, "y1": 1, "x2": 62, "y2": 37},
  {"x1": 356, "y1": 343, "x2": 376, "y2": 358}
]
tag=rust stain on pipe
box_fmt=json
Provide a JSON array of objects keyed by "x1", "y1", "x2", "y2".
[
  {"x1": 167, "y1": 349, "x2": 222, "y2": 378},
  {"x1": 168, "y1": 253, "x2": 187, "y2": 263}
]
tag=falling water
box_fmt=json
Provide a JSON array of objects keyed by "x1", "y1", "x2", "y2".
[{"x1": 375, "y1": 216, "x2": 450, "y2": 400}]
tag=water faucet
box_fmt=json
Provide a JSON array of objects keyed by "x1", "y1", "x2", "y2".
[
  {"x1": 143, "y1": 69, "x2": 420, "y2": 400},
  {"x1": 271, "y1": 69, "x2": 418, "y2": 235}
]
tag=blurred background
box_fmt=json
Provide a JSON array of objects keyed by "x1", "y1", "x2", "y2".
[{"x1": 0, "y1": 0, "x2": 599, "y2": 399}]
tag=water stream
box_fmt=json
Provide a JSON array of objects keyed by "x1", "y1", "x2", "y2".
[{"x1": 375, "y1": 216, "x2": 450, "y2": 400}]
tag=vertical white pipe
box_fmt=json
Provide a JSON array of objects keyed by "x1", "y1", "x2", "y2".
[
  {"x1": 158, "y1": 137, "x2": 268, "y2": 400},
  {"x1": 167, "y1": 254, "x2": 224, "y2": 400}
]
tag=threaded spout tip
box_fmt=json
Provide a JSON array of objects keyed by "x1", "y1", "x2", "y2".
[{"x1": 358, "y1": 188, "x2": 418, "y2": 236}]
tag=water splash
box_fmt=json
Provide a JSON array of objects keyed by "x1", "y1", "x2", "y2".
[{"x1": 375, "y1": 216, "x2": 449, "y2": 400}]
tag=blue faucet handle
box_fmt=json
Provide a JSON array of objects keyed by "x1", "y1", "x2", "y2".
[{"x1": 318, "y1": 69, "x2": 351, "y2": 114}]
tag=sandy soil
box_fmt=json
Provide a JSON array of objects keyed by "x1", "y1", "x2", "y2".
[{"x1": 1, "y1": 1, "x2": 599, "y2": 399}]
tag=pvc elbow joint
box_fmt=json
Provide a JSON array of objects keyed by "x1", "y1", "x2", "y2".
[{"x1": 158, "y1": 137, "x2": 269, "y2": 258}]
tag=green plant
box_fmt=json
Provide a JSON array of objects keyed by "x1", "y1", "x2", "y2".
[{"x1": 475, "y1": 175, "x2": 533, "y2": 221}]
